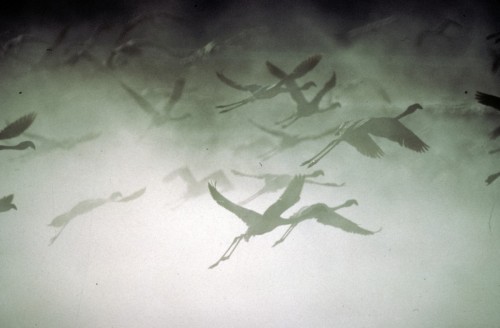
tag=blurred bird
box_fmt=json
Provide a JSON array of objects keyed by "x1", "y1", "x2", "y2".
[
  {"x1": 273, "y1": 200, "x2": 381, "y2": 247},
  {"x1": 475, "y1": 91, "x2": 500, "y2": 139},
  {"x1": 48, "y1": 187, "x2": 146, "y2": 245},
  {"x1": 0, "y1": 194, "x2": 17, "y2": 213},
  {"x1": 215, "y1": 56, "x2": 319, "y2": 113},
  {"x1": 249, "y1": 120, "x2": 340, "y2": 160},
  {"x1": 302, "y1": 103, "x2": 429, "y2": 167},
  {"x1": 63, "y1": 24, "x2": 109, "y2": 67},
  {"x1": 105, "y1": 38, "x2": 173, "y2": 69},
  {"x1": 231, "y1": 169, "x2": 344, "y2": 205},
  {"x1": 334, "y1": 16, "x2": 398, "y2": 45},
  {"x1": 0, "y1": 113, "x2": 36, "y2": 151},
  {"x1": 415, "y1": 18, "x2": 463, "y2": 47},
  {"x1": 0, "y1": 34, "x2": 47, "y2": 59},
  {"x1": 266, "y1": 58, "x2": 341, "y2": 128},
  {"x1": 164, "y1": 166, "x2": 233, "y2": 208},
  {"x1": 486, "y1": 171, "x2": 500, "y2": 185},
  {"x1": 121, "y1": 78, "x2": 190, "y2": 126},
  {"x1": 208, "y1": 175, "x2": 305, "y2": 268}
]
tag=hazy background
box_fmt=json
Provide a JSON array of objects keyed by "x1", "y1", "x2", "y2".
[{"x1": 0, "y1": 0, "x2": 500, "y2": 327}]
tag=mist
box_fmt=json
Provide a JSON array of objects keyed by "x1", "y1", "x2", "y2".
[{"x1": 0, "y1": 0, "x2": 499, "y2": 327}]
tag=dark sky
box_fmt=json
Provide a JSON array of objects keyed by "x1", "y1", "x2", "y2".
[{"x1": 1, "y1": 0, "x2": 499, "y2": 25}]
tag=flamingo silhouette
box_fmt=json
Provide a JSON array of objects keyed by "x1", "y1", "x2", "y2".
[
  {"x1": 48, "y1": 188, "x2": 146, "y2": 245},
  {"x1": 301, "y1": 103, "x2": 429, "y2": 167},
  {"x1": 121, "y1": 78, "x2": 190, "y2": 126},
  {"x1": 266, "y1": 59, "x2": 341, "y2": 128},
  {"x1": 231, "y1": 169, "x2": 344, "y2": 205},
  {"x1": 249, "y1": 119, "x2": 340, "y2": 160}
]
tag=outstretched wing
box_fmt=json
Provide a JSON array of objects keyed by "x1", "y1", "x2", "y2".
[
  {"x1": 120, "y1": 82, "x2": 158, "y2": 117},
  {"x1": 295, "y1": 203, "x2": 379, "y2": 235},
  {"x1": 371, "y1": 120, "x2": 429, "y2": 153},
  {"x1": 0, "y1": 194, "x2": 14, "y2": 204},
  {"x1": 475, "y1": 91, "x2": 500, "y2": 111},
  {"x1": 290, "y1": 54, "x2": 322, "y2": 78},
  {"x1": 0, "y1": 113, "x2": 36, "y2": 140},
  {"x1": 311, "y1": 71, "x2": 336, "y2": 106},
  {"x1": 208, "y1": 182, "x2": 261, "y2": 227},
  {"x1": 263, "y1": 175, "x2": 305, "y2": 218},
  {"x1": 216, "y1": 72, "x2": 249, "y2": 91}
]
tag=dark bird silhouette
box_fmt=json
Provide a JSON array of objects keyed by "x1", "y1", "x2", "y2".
[
  {"x1": 231, "y1": 169, "x2": 344, "y2": 205},
  {"x1": 475, "y1": 91, "x2": 500, "y2": 139},
  {"x1": 249, "y1": 120, "x2": 340, "y2": 160},
  {"x1": 486, "y1": 171, "x2": 500, "y2": 185},
  {"x1": 208, "y1": 175, "x2": 305, "y2": 268},
  {"x1": 0, "y1": 113, "x2": 36, "y2": 151},
  {"x1": 48, "y1": 187, "x2": 146, "y2": 245},
  {"x1": 163, "y1": 166, "x2": 233, "y2": 207},
  {"x1": 266, "y1": 60, "x2": 341, "y2": 128},
  {"x1": 334, "y1": 16, "x2": 398, "y2": 45},
  {"x1": 302, "y1": 104, "x2": 429, "y2": 167},
  {"x1": 415, "y1": 18, "x2": 463, "y2": 47},
  {"x1": 215, "y1": 66, "x2": 317, "y2": 113},
  {"x1": 273, "y1": 200, "x2": 381, "y2": 247},
  {"x1": 0, "y1": 194, "x2": 17, "y2": 213},
  {"x1": 63, "y1": 24, "x2": 109, "y2": 68},
  {"x1": 105, "y1": 38, "x2": 173, "y2": 69},
  {"x1": 121, "y1": 78, "x2": 189, "y2": 126},
  {"x1": 487, "y1": 32, "x2": 500, "y2": 44},
  {"x1": 0, "y1": 34, "x2": 47, "y2": 59},
  {"x1": 33, "y1": 25, "x2": 70, "y2": 69}
]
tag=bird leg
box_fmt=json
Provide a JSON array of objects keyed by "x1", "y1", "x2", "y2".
[
  {"x1": 237, "y1": 188, "x2": 267, "y2": 206},
  {"x1": 209, "y1": 234, "x2": 244, "y2": 269},
  {"x1": 274, "y1": 113, "x2": 296, "y2": 126},
  {"x1": 281, "y1": 116, "x2": 300, "y2": 129},
  {"x1": 300, "y1": 139, "x2": 340, "y2": 168},
  {"x1": 48, "y1": 223, "x2": 69, "y2": 246},
  {"x1": 258, "y1": 147, "x2": 280, "y2": 161},
  {"x1": 305, "y1": 180, "x2": 345, "y2": 187},
  {"x1": 272, "y1": 223, "x2": 298, "y2": 247}
]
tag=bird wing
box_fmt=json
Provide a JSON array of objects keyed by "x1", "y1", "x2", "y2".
[
  {"x1": 216, "y1": 72, "x2": 250, "y2": 91},
  {"x1": 263, "y1": 175, "x2": 305, "y2": 218},
  {"x1": 295, "y1": 203, "x2": 378, "y2": 235},
  {"x1": 346, "y1": 132, "x2": 385, "y2": 158},
  {"x1": 311, "y1": 71, "x2": 336, "y2": 106},
  {"x1": 290, "y1": 54, "x2": 322, "y2": 78},
  {"x1": 117, "y1": 187, "x2": 146, "y2": 202},
  {"x1": 164, "y1": 78, "x2": 185, "y2": 113},
  {"x1": 368, "y1": 120, "x2": 429, "y2": 153},
  {"x1": 120, "y1": 82, "x2": 158, "y2": 117},
  {"x1": 0, "y1": 113, "x2": 36, "y2": 140},
  {"x1": 475, "y1": 91, "x2": 500, "y2": 110},
  {"x1": 1, "y1": 194, "x2": 14, "y2": 204},
  {"x1": 208, "y1": 182, "x2": 260, "y2": 227}
]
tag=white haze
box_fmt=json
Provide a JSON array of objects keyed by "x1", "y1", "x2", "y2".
[{"x1": 0, "y1": 2, "x2": 499, "y2": 327}]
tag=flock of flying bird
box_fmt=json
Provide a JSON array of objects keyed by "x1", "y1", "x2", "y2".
[{"x1": 0, "y1": 12, "x2": 499, "y2": 268}]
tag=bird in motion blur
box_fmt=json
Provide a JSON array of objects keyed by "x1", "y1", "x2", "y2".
[
  {"x1": 231, "y1": 169, "x2": 344, "y2": 205},
  {"x1": 415, "y1": 18, "x2": 463, "y2": 47},
  {"x1": 302, "y1": 103, "x2": 429, "y2": 167},
  {"x1": 0, "y1": 194, "x2": 17, "y2": 213},
  {"x1": 163, "y1": 166, "x2": 233, "y2": 208},
  {"x1": 0, "y1": 113, "x2": 37, "y2": 151},
  {"x1": 475, "y1": 91, "x2": 500, "y2": 139},
  {"x1": 208, "y1": 175, "x2": 378, "y2": 268},
  {"x1": 48, "y1": 187, "x2": 146, "y2": 245},
  {"x1": 215, "y1": 54, "x2": 319, "y2": 113},
  {"x1": 249, "y1": 119, "x2": 340, "y2": 160},
  {"x1": 121, "y1": 78, "x2": 190, "y2": 127},
  {"x1": 266, "y1": 58, "x2": 341, "y2": 128}
]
